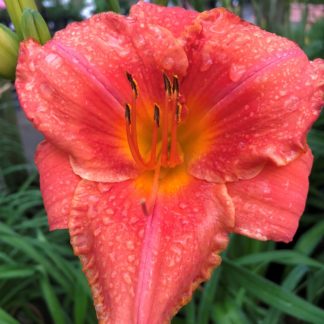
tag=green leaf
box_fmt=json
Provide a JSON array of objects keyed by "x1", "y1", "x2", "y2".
[
  {"x1": 235, "y1": 250, "x2": 324, "y2": 269},
  {"x1": 263, "y1": 265, "x2": 309, "y2": 324},
  {"x1": 73, "y1": 274, "x2": 90, "y2": 324},
  {"x1": 0, "y1": 308, "x2": 19, "y2": 324},
  {"x1": 223, "y1": 259, "x2": 324, "y2": 323},
  {"x1": 308, "y1": 129, "x2": 324, "y2": 157},
  {"x1": 184, "y1": 298, "x2": 196, "y2": 324},
  {"x1": 40, "y1": 273, "x2": 66, "y2": 324},
  {"x1": 213, "y1": 298, "x2": 250, "y2": 324},
  {"x1": 197, "y1": 266, "x2": 222, "y2": 324},
  {"x1": 0, "y1": 265, "x2": 35, "y2": 279},
  {"x1": 295, "y1": 221, "x2": 324, "y2": 255},
  {"x1": 0, "y1": 232, "x2": 73, "y2": 291}
]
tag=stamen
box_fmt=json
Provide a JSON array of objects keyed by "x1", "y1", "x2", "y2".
[
  {"x1": 163, "y1": 73, "x2": 172, "y2": 96},
  {"x1": 172, "y1": 75, "x2": 179, "y2": 95},
  {"x1": 125, "y1": 104, "x2": 146, "y2": 169},
  {"x1": 125, "y1": 103, "x2": 131, "y2": 124},
  {"x1": 143, "y1": 158, "x2": 162, "y2": 216},
  {"x1": 126, "y1": 74, "x2": 143, "y2": 169},
  {"x1": 175, "y1": 102, "x2": 181, "y2": 123},
  {"x1": 169, "y1": 102, "x2": 182, "y2": 166},
  {"x1": 146, "y1": 104, "x2": 160, "y2": 169},
  {"x1": 141, "y1": 200, "x2": 149, "y2": 216},
  {"x1": 126, "y1": 71, "x2": 138, "y2": 98},
  {"x1": 125, "y1": 72, "x2": 183, "y2": 171},
  {"x1": 154, "y1": 104, "x2": 160, "y2": 127},
  {"x1": 161, "y1": 92, "x2": 170, "y2": 165}
]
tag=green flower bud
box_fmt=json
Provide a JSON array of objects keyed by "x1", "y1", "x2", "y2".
[
  {"x1": 4, "y1": 0, "x2": 38, "y2": 39},
  {"x1": 21, "y1": 9, "x2": 51, "y2": 45},
  {"x1": 0, "y1": 24, "x2": 19, "y2": 80},
  {"x1": 107, "y1": 0, "x2": 121, "y2": 13}
]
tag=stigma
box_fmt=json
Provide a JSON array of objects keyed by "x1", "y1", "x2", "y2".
[{"x1": 125, "y1": 72, "x2": 183, "y2": 170}]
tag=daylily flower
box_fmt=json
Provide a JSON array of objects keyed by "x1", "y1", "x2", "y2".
[{"x1": 15, "y1": 2, "x2": 323, "y2": 323}]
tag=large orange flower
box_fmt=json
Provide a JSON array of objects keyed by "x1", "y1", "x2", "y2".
[{"x1": 16, "y1": 2, "x2": 323, "y2": 323}]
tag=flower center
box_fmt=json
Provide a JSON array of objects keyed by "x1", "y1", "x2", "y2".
[{"x1": 125, "y1": 72, "x2": 183, "y2": 171}]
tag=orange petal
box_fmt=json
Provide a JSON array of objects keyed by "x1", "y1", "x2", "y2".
[
  {"x1": 69, "y1": 173, "x2": 234, "y2": 323},
  {"x1": 16, "y1": 13, "x2": 188, "y2": 182},
  {"x1": 35, "y1": 141, "x2": 80, "y2": 230},
  {"x1": 130, "y1": 1, "x2": 198, "y2": 37},
  {"x1": 182, "y1": 9, "x2": 323, "y2": 182},
  {"x1": 227, "y1": 150, "x2": 313, "y2": 243}
]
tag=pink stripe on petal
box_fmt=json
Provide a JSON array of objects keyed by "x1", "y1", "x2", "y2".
[{"x1": 69, "y1": 174, "x2": 234, "y2": 323}]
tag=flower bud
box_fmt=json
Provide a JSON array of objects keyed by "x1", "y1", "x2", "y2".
[
  {"x1": 0, "y1": 24, "x2": 19, "y2": 80},
  {"x1": 107, "y1": 0, "x2": 121, "y2": 13},
  {"x1": 21, "y1": 9, "x2": 51, "y2": 45},
  {"x1": 4, "y1": 0, "x2": 38, "y2": 39}
]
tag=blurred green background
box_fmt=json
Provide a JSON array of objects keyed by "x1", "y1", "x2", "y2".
[{"x1": 0, "y1": 0, "x2": 323, "y2": 323}]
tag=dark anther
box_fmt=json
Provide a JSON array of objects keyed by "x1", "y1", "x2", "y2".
[
  {"x1": 126, "y1": 72, "x2": 138, "y2": 98},
  {"x1": 154, "y1": 104, "x2": 160, "y2": 127},
  {"x1": 125, "y1": 103, "x2": 131, "y2": 124},
  {"x1": 126, "y1": 71, "x2": 133, "y2": 83},
  {"x1": 172, "y1": 75, "x2": 179, "y2": 94},
  {"x1": 163, "y1": 73, "x2": 172, "y2": 96},
  {"x1": 141, "y1": 200, "x2": 149, "y2": 216}
]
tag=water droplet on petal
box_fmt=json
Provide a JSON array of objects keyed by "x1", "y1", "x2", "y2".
[
  {"x1": 127, "y1": 255, "x2": 135, "y2": 262},
  {"x1": 97, "y1": 183, "x2": 112, "y2": 193},
  {"x1": 133, "y1": 34, "x2": 146, "y2": 48},
  {"x1": 200, "y1": 51, "x2": 213, "y2": 72},
  {"x1": 29, "y1": 62, "x2": 35, "y2": 72},
  {"x1": 168, "y1": 259, "x2": 175, "y2": 267},
  {"x1": 106, "y1": 208, "x2": 114, "y2": 215},
  {"x1": 25, "y1": 83, "x2": 34, "y2": 91},
  {"x1": 93, "y1": 227, "x2": 101, "y2": 237},
  {"x1": 36, "y1": 106, "x2": 46, "y2": 113},
  {"x1": 229, "y1": 64, "x2": 246, "y2": 82},
  {"x1": 39, "y1": 83, "x2": 54, "y2": 100},
  {"x1": 45, "y1": 53, "x2": 63, "y2": 68},
  {"x1": 123, "y1": 272, "x2": 132, "y2": 284},
  {"x1": 102, "y1": 217, "x2": 112, "y2": 225},
  {"x1": 179, "y1": 203, "x2": 187, "y2": 209},
  {"x1": 126, "y1": 241, "x2": 134, "y2": 250},
  {"x1": 162, "y1": 56, "x2": 175, "y2": 71}
]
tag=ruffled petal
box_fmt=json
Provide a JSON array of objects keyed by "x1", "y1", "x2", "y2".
[
  {"x1": 130, "y1": 1, "x2": 198, "y2": 37},
  {"x1": 68, "y1": 172, "x2": 234, "y2": 323},
  {"x1": 182, "y1": 9, "x2": 323, "y2": 182},
  {"x1": 35, "y1": 141, "x2": 81, "y2": 230},
  {"x1": 16, "y1": 12, "x2": 188, "y2": 182},
  {"x1": 227, "y1": 150, "x2": 313, "y2": 243}
]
